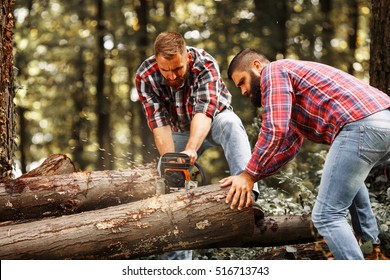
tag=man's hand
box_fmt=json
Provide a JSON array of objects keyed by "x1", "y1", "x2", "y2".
[
  {"x1": 181, "y1": 149, "x2": 198, "y2": 166},
  {"x1": 219, "y1": 172, "x2": 255, "y2": 210}
]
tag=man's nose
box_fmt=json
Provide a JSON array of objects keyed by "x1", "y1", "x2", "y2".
[{"x1": 167, "y1": 71, "x2": 177, "y2": 80}]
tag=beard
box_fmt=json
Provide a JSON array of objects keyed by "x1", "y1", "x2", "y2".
[
  {"x1": 166, "y1": 64, "x2": 190, "y2": 89},
  {"x1": 166, "y1": 76, "x2": 185, "y2": 88},
  {"x1": 248, "y1": 72, "x2": 262, "y2": 107}
]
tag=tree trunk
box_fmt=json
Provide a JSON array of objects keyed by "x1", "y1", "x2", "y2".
[
  {"x1": 70, "y1": 2, "x2": 89, "y2": 171},
  {"x1": 347, "y1": 0, "x2": 358, "y2": 75},
  {"x1": 0, "y1": 156, "x2": 159, "y2": 221},
  {"x1": 370, "y1": 0, "x2": 390, "y2": 95},
  {"x1": 320, "y1": 0, "x2": 335, "y2": 64},
  {"x1": 134, "y1": 0, "x2": 158, "y2": 164},
  {"x1": 0, "y1": 0, "x2": 16, "y2": 178},
  {"x1": 254, "y1": 0, "x2": 288, "y2": 59},
  {"x1": 0, "y1": 184, "x2": 317, "y2": 259},
  {"x1": 95, "y1": 0, "x2": 113, "y2": 170}
]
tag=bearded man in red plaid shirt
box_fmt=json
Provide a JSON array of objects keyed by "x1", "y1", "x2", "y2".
[
  {"x1": 220, "y1": 48, "x2": 390, "y2": 260},
  {"x1": 136, "y1": 33, "x2": 259, "y2": 260}
]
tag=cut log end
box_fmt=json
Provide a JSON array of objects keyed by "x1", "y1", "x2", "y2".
[{"x1": 19, "y1": 154, "x2": 76, "y2": 179}]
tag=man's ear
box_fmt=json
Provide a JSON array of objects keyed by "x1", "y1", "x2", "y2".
[
  {"x1": 187, "y1": 52, "x2": 192, "y2": 61},
  {"x1": 252, "y1": 59, "x2": 263, "y2": 71}
]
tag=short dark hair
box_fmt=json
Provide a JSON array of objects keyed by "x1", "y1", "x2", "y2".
[
  {"x1": 227, "y1": 49, "x2": 270, "y2": 79},
  {"x1": 154, "y1": 31, "x2": 187, "y2": 60}
]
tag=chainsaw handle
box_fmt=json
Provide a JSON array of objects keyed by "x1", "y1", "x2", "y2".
[{"x1": 160, "y1": 152, "x2": 191, "y2": 170}]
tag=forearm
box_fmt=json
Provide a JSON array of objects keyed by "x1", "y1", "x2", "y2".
[
  {"x1": 185, "y1": 113, "x2": 212, "y2": 152},
  {"x1": 152, "y1": 125, "x2": 175, "y2": 156}
]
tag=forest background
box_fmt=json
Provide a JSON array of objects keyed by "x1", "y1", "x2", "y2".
[
  {"x1": 13, "y1": 0, "x2": 372, "y2": 176},
  {"x1": 4, "y1": 0, "x2": 390, "y2": 259},
  {"x1": 12, "y1": 0, "x2": 381, "y2": 197}
]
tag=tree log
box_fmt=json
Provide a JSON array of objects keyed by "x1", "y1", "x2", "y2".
[
  {"x1": 0, "y1": 184, "x2": 317, "y2": 259},
  {"x1": 0, "y1": 184, "x2": 252, "y2": 259},
  {"x1": 0, "y1": 160, "x2": 159, "y2": 221},
  {"x1": 18, "y1": 153, "x2": 76, "y2": 179}
]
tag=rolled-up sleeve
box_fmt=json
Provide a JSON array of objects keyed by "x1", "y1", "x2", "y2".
[
  {"x1": 136, "y1": 74, "x2": 170, "y2": 130},
  {"x1": 191, "y1": 60, "x2": 231, "y2": 119}
]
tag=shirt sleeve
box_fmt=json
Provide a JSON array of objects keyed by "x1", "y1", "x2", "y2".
[
  {"x1": 135, "y1": 73, "x2": 170, "y2": 131},
  {"x1": 246, "y1": 127, "x2": 304, "y2": 180},
  {"x1": 191, "y1": 59, "x2": 230, "y2": 119},
  {"x1": 246, "y1": 63, "x2": 303, "y2": 180}
]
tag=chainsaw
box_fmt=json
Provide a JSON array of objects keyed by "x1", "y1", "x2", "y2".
[{"x1": 158, "y1": 152, "x2": 206, "y2": 193}]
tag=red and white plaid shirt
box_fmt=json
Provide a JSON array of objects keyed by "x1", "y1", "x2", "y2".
[
  {"x1": 136, "y1": 47, "x2": 231, "y2": 132},
  {"x1": 247, "y1": 59, "x2": 390, "y2": 181}
]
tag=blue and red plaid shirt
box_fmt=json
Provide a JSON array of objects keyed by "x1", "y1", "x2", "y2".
[
  {"x1": 247, "y1": 59, "x2": 390, "y2": 181},
  {"x1": 136, "y1": 47, "x2": 231, "y2": 132}
]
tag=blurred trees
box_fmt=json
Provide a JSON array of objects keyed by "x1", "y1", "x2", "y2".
[{"x1": 11, "y1": 0, "x2": 375, "y2": 184}]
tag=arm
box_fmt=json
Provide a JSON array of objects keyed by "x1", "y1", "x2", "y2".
[
  {"x1": 182, "y1": 113, "x2": 212, "y2": 165},
  {"x1": 181, "y1": 51, "x2": 226, "y2": 164},
  {"x1": 135, "y1": 65, "x2": 171, "y2": 131},
  {"x1": 152, "y1": 114, "x2": 211, "y2": 163},
  {"x1": 220, "y1": 129, "x2": 304, "y2": 210},
  {"x1": 246, "y1": 127, "x2": 304, "y2": 179},
  {"x1": 220, "y1": 64, "x2": 301, "y2": 210},
  {"x1": 152, "y1": 125, "x2": 175, "y2": 156}
]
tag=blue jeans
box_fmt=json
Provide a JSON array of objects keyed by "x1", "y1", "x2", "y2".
[
  {"x1": 166, "y1": 109, "x2": 259, "y2": 260},
  {"x1": 174, "y1": 110, "x2": 258, "y2": 182},
  {"x1": 312, "y1": 109, "x2": 390, "y2": 259}
]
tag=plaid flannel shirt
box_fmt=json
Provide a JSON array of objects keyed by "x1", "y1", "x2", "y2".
[
  {"x1": 136, "y1": 47, "x2": 231, "y2": 132},
  {"x1": 247, "y1": 59, "x2": 390, "y2": 181}
]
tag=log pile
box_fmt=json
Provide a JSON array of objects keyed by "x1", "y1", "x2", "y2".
[
  {"x1": 0, "y1": 154, "x2": 319, "y2": 259},
  {"x1": 0, "y1": 155, "x2": 159, "y2": 221}
]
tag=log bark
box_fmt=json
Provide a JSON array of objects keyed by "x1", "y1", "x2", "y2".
[
  {"x1": 0, "y1": 184, "x2": 317, "y2": 259},
  {"x1": 18, "y1": 153, "x2": 76, "y2": 179},
  {"x1": 0, "y1": 156, "x2": 159, "y2": 221}
]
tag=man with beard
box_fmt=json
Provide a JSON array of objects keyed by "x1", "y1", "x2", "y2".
[
  {"x1": 219, "y1": 48, "x2": 390, "y2": 260},
  {"x1": 135, "y1": 33, "x2": 259, "y2": 260}
]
